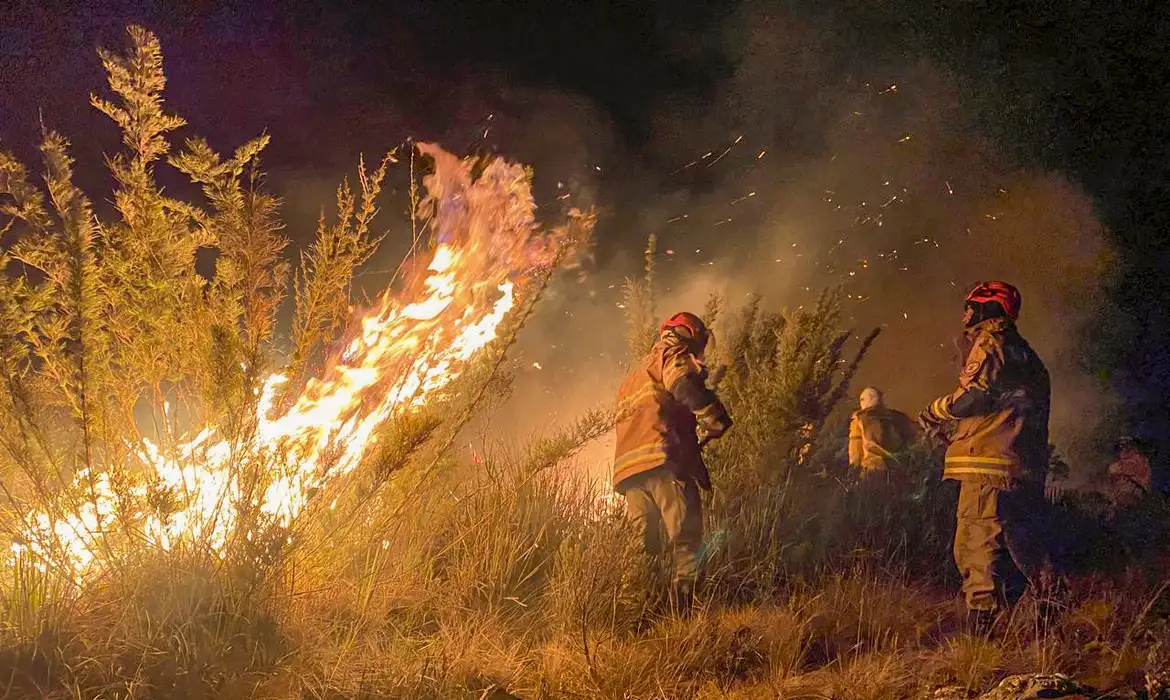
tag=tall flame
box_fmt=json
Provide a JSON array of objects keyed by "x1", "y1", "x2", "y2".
[{"x1": 14, "y1": 143, "x2": 575, "y2": 579}]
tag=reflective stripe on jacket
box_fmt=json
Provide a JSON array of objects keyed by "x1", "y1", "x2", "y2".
[
  {"x1": 929, "y1": 318, "x2": 1050, "y2": 482},
  {"x1": 612, "y1": 336, "x2": 706, "y2": 491},
  {"x1": 848, "y1": 406, "x2": 916, "y2": 470}
]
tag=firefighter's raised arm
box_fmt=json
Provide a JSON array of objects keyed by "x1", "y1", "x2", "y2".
[{"x1": 662, "y1": 347, "x2": 733, "y2": 440}]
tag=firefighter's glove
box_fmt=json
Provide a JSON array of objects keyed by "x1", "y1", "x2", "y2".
[
  {"x1": 696, "y1": 400, "x2": 733, "y2": 442},
  {"x1": 669, "y1": 363, "x2": 732, "y2": 442},
  {"x1": 917, "y1": 409, "x2": 951, "y2": 448},
  {"x1": 917, "y1": 409, "x2": 942, "y2": 434},
  {"x1": 922, "y1": 398, "x2": 954, "y2": 426}
]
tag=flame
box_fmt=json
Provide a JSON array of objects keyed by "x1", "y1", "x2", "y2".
[{"x1": 14, "y1": 143, "x2": 575, "y2": 579}]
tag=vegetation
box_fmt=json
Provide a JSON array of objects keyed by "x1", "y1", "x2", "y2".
[{"x1": 2, "y1": 25, "x2": 1170, "y2": 700}]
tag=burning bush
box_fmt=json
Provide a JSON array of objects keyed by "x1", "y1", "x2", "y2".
[{"x1": 0, "y1": 20, "x2": 592, "y2": 677}]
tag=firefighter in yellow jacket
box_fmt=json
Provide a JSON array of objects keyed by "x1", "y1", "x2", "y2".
[
  {"x1": 613, "y1": 312, "x2": 732, "y2": 608},
  {"x1": 849, "y1": 387, "x2": 917, "y2": 473},
  {"x1": 919, "y1": 281, "x2": 1052, "y2": 633}
]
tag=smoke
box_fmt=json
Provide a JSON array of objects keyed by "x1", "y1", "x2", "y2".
[
  {"x1": 221, "y1": 3, "x2": 1114, "y2": 482},
  {"x1": 469, "y1": 5, "x2": 1116, "y2": 480},
  {"x1": 0, "y1": 4, "x2": 1118, "y2": 481}
]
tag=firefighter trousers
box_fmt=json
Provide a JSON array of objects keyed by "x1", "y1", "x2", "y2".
[
  {"x1": 622, "y1": 465, "x2": 703, "y2": 588},
  {"x1": 953, "y1": 480, "x2": 1051, "y2": 612}
]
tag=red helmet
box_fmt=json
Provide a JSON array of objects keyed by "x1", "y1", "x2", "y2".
[
  {"x1": 660, "y1": 311, "x2": 710, "y2": 349},
  {"x1": 965, "y1": 281, "x2": 1021, "y2": 320}
]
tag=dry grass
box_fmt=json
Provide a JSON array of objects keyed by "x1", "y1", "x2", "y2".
[{"x1": 4, "y1": 464, "x2": 1170, "y2": 699}]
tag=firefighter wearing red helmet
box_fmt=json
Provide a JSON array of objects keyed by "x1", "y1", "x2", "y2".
[
  {"x1": 919, "y1": 281, "x2": 1053, "y2": 634},
  {"x1": 612, "y1": 311, "x2": 732, "y2": 611}
]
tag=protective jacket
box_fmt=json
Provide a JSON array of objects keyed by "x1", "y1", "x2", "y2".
[
  {"x1": 612, "y1": 334, "x2": 730, "y2": 491},
  {"x1": 848, "y1": 406, "x2": 917, "y2": 470},
  {"x1": 927, "y1": 317, "x2": 1050, "y2": 483}
]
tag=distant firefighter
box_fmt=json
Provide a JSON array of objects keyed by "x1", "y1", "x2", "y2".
[
  {"x1": 1107, "y1": 436, "x2": 1151, "y2": 508},
  {"x1": 919, "y1": 281, "x2": 1052, "y2": 634},
  {"x1": 848, "y1": 387, "x2": 917, "y2": 473},
  {"x1": 612, "y1": 312, "x2": 732, "y2": 612}
]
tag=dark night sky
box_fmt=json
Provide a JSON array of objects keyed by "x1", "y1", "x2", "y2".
[{"x1": 3, "y1": 0, "x2": 1170, "y2": 455}]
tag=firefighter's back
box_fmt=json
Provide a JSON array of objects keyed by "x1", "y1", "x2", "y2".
[
  {"x1": 858, "y1": 406, "x2": 915, "y2": 454},
  {"x1": 612, "y1": 339, "x2": 700, "y2": 490}
]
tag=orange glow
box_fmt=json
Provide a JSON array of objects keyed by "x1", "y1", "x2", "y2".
[{"x1": 13, "y1": 143, "x2": 576, "y2": 580}]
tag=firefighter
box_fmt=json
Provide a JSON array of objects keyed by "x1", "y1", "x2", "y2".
[
  {"x1": 1103, "y1": 436, "x2": 1157, "y2": 562},
  {"x1": 612, "y1": 312, "x2": 732, "y2": 611},
  {"x1": 848, "y1": 387, "x2": 918, "y2": 474},
  {"x1": 918, "y1": 281, "x2": 1052, "y2": 634},
  {"x1": 1107, "y1": 436, "x2": 1152, "y2": 510}
]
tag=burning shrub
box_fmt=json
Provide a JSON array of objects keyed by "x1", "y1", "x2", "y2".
[
  {"x1": 0, "y1": 25, "x2": 593, "y2": 585},
  {"x1": 0, "y1": 24, "x2": 597, "y2": 695}
]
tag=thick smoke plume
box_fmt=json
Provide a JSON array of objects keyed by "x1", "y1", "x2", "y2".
[
  {"x1": 0, "y1": 5, "x2": 1120, "y2": 482},
  {"x1": 468, "y1": 7, "x2": 1115, "y2": 482}
]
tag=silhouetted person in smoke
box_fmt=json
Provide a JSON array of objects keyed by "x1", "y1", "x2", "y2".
[
  {"x1": 612, "y1": 312, "x2": 732, "y2": 614},
  {"x1": 1107, "y1": 436, "x2": 1152, "y2": 511},
  {"x1": 1101, "y1": 435, "x2": 1162, "y2": 566},
  {"x1": 919, "y1": 281, "x2": 1053, "y2": 636},
  {"x1": 848, "y1": 387, "x2": 918, "y2": 475}
]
